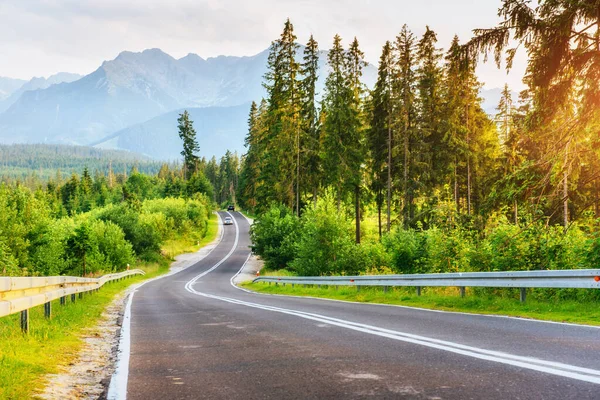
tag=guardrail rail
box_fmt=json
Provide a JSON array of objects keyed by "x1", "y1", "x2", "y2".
[
  {"x1": 254, "y1": 269, "x2": 600, "y2": 303},
  {"x1": 0, "y1": 269, "x2": 145, "y2": 332}
]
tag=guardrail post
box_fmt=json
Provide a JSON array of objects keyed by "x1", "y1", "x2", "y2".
[
  {"x1": 71, "y1": 294, "x2": 76, "y2": 303},
  {"x1": 383, "y1": 286, "x2": 388, "y2": 293},
  {"x1": 460, "y1": 287, "x2": 466, "y2": 298},
  {"x1": 44, "y1": 302, "x2": 51, "y2": 319},
  {"x1": 416, "y1": 286, "x2": 421, "y2": 296},
  {"x1": 20, "y1": 310, "x2": 29, "y2": 333},
  {"x1": 520, "y1": 288, "x2": 527, "y2": 303},
  {"x1": 292, "y1": 284, "x2": 295, "y2": 288},
  {"x1": 79, "y1": 292, "x2": 83, "y2": 300},
  {"x1": 60, "y1": 296, "x2": 66, "y2": 306},
  {"x1": 356, "y1": 286, "x2": 361, "y2": 293}
]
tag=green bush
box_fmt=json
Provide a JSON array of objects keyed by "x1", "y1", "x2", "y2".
[
  {"x1": 250, "y1": 205, "x2": 300, "y2": 270},
  {"x1": 98, "y1": 205, "x2": 162, "y2": 260},
  {"x1": 382, "y1": 228, "x2": 424, "y2": 273},
  {"x1": 290, "y1": 195, "x2": 373, "y2": 276},
  {"x1": 89, "y1": 220, "x2": 135, "y2": 272}
]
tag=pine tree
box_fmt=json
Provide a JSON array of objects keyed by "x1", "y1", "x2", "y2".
[
  {"x1": 239, "y1": 101, "x2": 262, "y2": 212},
  {"x1": 300, "y1": 35, "x2": 320, "y2": 206},
  {"x1": 262, "y1": 19, "x2": 301, "y2": 210},
  {"x1": 496, "y1": 84, "x2": 514, "y2": 150},
  {"x1": 178, "y1": 110, "x2": 200, "y2": 180},
  {"x1": 416, "y1": 27, "x2": 444, "y2": 197},
  {"x1": 394, "y1": 25, "x2": 417, "y2": 226},
  {"x1": 369, "y1": 41, "x2": 393, "y2": 238},
  {"x1": 346, "y1": 37, "x2": 367, "y2": 243},
  {"x1": 321, "y1": 34, "x2": 348, "y2": 206}
]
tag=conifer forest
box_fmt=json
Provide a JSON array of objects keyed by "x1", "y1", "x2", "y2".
[{"x1": 239, "y1": 3, "x2": 600, "y2": 294}]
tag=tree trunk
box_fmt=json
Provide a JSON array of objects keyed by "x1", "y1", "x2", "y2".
[
  {"x1": 403, "y1": 118, "x2": 409, "y2": 228},
  {"x1": 514, "y1": 200, "x2": 518, "y2": 225},
  {"x1": 296, "y1": 126, "x2": 300, "y2": 216},
  {"x1": 378, "y1": 198, "x2": 382, "y2": 240},
  {"x1": 355, "y1": 185, "x2": 361, "y2": 244},
  {"x1": 387, "y1": 121, "x2": 392, "y2": 232},
  {"x1": 467, "y1": 155, "x2": 472, "y2": 215},
  {"x1": 454, "y1": 161, "x2": 459, "y2": 212},
  {"x1": 563, "y1": 169, "x2": 569, "y2": 228}
]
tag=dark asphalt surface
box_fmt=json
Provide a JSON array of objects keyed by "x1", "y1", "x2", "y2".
[{"x1": 127, "y1": 211, "x2": 600, "y2": 399}]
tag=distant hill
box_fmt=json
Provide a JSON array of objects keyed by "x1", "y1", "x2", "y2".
[
  {"x1": 0, "y1": 144, "x2": 164, "y2": 181},
  {"x1": 92, "y1": 104, "x2": 251, "y2": 160},
  {"x1": 0, "y1": 47, "x2": 376, "y2": 156},
  {"x1": 0, "y1": 72, "x2": 82, "y2": 113},
  {"x1": 0, "y1": 77, "x2": 27, "y2": 102}
]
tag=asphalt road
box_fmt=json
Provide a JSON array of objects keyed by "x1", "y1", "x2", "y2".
[{"x1": 124, "y1": 211, "x2": 600, "y2": 399}]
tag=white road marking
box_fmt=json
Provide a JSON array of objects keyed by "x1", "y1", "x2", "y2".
[
  {"x1": 107, "y1": 213, "x2": 225, "y2": 400},
  {"x1": 185, "y1": 214, "x2": 600, "y2": 386}
]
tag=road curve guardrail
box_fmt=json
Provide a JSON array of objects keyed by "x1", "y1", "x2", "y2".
[
  {"x1": 253, "y1": 269, "x2": 600, "y2": 302},
  {"x1": 0, "y1": 269, "x2": 145, "y2": 331}
]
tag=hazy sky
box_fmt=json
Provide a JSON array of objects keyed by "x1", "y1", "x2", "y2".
[{"x1": 0, "y1": 0, "x2": 526, "y2": 90}]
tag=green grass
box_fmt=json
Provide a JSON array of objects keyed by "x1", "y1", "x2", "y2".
[
  {"x1": 0, "y1": 214, "x2": 219, "y2": 400},
  {"x1": 241, "y1": 282, "x2": 600, "y2": 326}
]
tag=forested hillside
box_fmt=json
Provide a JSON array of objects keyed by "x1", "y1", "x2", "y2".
[
  {"x1": 0, "y1": 144, "x2": 164, "y2": 183},
  {"x1": 238, "y1": 12, "x2": 600, "y2": 290}
]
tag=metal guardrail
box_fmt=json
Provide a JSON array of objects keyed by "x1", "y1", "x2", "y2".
[
  {"x1": 253, "y1": 269, "x2": 600, "y2": 302},
  {"x1": 0, "y1": 269, "x2": 145, "y2": 332}
]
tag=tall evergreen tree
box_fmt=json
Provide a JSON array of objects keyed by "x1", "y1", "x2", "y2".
[
  {"x1": 345, "y1": 37, "x2": 367, "y2": 243},
  {"x1": 178, "y1": 110, "x2": 200, "y2": 180},
  {"x1": 394, "y1": 25, "x2": 417, "y2": 226},
  {"x1": 369, "y1": 41, "x2": 393, "y2": 238},
  {"x1": 321, "y1": 34, "x2": 348, "y2": 205},
  {"x1": 416, "y1": 27, "x2": 444, "y2": 196},
  {"x1": 239, "y1": 101, "x2": 262, "y2": 212},
  {"x1": 300, "y1": 35, "x2": 320, "y2": 206},
  {"x1": 262, "y1": 19, "x2": 301, "y2": 211}
]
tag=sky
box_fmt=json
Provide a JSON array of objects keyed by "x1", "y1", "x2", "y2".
[{"x1": 0, "y1": 0, "x2": 526, "y2": 90}]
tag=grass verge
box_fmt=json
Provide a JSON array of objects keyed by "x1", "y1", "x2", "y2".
[
  {"x1": 0, "y1": 215, "x2": 219, "y2": 400},
  {"x1": 241, "y1": 281, "x2": 600, "y2": 327}
]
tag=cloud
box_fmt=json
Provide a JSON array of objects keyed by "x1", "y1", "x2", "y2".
[{"x1": 0, "y1": 0, "x2": 526, "y2": 89}]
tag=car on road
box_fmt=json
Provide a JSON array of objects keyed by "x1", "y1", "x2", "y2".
[
  {"x1": 227, "y1": 205, "x2": 235, "y2": 211},
  {"x1": 223, "y1": 216, "x2": 233, "y2": 225}
]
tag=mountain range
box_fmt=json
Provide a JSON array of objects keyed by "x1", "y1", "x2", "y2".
[{"x1": 0, "y1": 48, "x2": 506, "y2": 160}]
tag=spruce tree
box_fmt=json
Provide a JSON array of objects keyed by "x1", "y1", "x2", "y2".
[
  {"x1": 239, "y1": 101, "x2": 262, "y2": 212},
  {"x1": 178, "y1": 110, "x2": 200, "y2": 180},
  {"x1": 321, "y1": 34, "x2": 348, "y2": 206},
  {"x1": 300, "y1": 35, "x2": 320, "y2": 206},
  {"x1": 262, "y1": 19, "x2": 301, "y2": 210},
  {"x1": 346, "y1": 37, "x2": 367, "y2": 243},
  {"x1": 369, "y1": 41, "x2": 393, "y2": 237},
  {"x1": 416, "y1": 27, "x2": 444, "y2": 195},
  {"x1": 394, "y1": 25, "x2": 417, "y2": 226}
]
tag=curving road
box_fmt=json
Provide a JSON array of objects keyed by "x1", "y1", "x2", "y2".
[{"x1": 121, "y1": 211, "x2": 600, "y2": 399}]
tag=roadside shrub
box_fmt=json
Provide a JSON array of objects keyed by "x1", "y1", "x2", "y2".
[
  {"x1": 28, "y1": 218, "x2": 75, "y2": 276},
  {"x1": 250, "y1": 205, "x2": 300, "y2": 270},
  {"x1": 98, "y1": 205, "x2": 162, "y2": 260},
  {"x1": 424, "y1": 227, "x2": 472, "y2": 273},
  {"x1": 290, "y1": 195, "x2": 361, "y2": 276},
  {"x1": 382, "y1": 228, "x2": 424, "y2": 274},
  {"x1": 89, "y1": 220, "x2": 135, "y2": 272}
]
